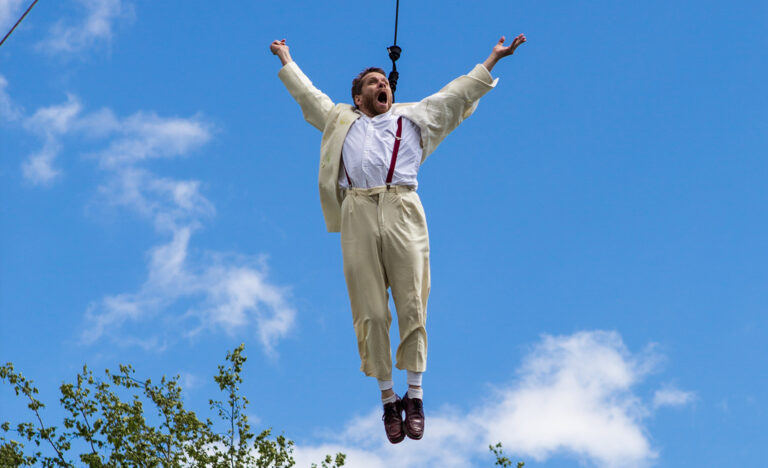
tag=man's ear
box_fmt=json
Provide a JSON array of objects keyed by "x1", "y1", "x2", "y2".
[{"x1": 354, "y1": 94, "x2": 362, "y2": 107}]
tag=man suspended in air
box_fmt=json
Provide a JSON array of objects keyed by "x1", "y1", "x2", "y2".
[{"x1": 270, "y1": 33, "x2": 526, "y2": 443}]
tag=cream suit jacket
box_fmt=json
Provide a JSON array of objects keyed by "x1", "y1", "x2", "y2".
[{"x1": 278, "y1": 61, "x2": 498, "y2": 232}]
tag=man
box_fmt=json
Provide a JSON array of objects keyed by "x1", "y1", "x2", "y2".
[{"x1": 270, "y1": 33, "x2": 526, "y2": 443}]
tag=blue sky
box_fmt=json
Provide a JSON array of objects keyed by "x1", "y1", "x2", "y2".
[{"x1": 1, "y1": 0, "x2": 766, "y2": 466}]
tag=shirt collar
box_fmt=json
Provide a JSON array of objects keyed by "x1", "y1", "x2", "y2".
[{"x1": 355, "y1": 108, "x2": 395, "y2": 125}]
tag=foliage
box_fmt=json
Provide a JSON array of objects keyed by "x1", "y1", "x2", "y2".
[
  {"x1": 0, "y1": 345, "x2": 344, "y2": 468},
  {"x1": 309, "y1": 453, "x2": 346, "y2": 468},
  {"x1": 490, "y1": 442, "x2": 524, "y2": 468}
]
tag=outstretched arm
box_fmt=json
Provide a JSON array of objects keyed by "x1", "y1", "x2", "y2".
[
  {"x1": 270, "y1": 38, "x2": 334, "y2": 131},
  {"x1": 483, "y1": 34, "x2": 526, "y2": 73},
  {"x1": 399, "y1": 33, "x2": 526, "y2": 161},
  {"x1": 270, "y1": 39, "x2": 293, "y2": 66}
]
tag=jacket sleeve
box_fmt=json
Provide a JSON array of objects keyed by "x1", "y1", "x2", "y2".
[
  {"x1": 401, "y1": 64, "x2": 498, "y2": 161},
  {"x1": 278, "y1": 61, "x2": 335, "y2": 131}
]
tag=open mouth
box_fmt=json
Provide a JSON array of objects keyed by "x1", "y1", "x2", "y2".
[{"x1": 377, "y1": 91, "x2": 387, "y2": 104}]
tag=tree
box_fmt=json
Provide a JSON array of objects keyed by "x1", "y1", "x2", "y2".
[
  {"x1": 0, "y1": 345, "x2": 344, "y2": 468},
  {"x1": 489, "y1": 442, "x2": 524, "y2": 468}
]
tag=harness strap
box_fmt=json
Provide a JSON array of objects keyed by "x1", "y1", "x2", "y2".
[{"x1": 385, "y1": 117, "x2": 403, "y2": 189}]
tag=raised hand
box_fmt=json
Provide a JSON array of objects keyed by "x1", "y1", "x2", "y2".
[
  {"x1": 270, "y1": 39, "x2": 288, "y2": 55},
  {"x1": 270, "y1": 38, "x2": 293, "y2": 66},
  {"x1": 492, "y1": 34, "x2": 526, "y2": 58},
  {"x1": 483, "y1": 33, "x2": 526, "y2": 73}
]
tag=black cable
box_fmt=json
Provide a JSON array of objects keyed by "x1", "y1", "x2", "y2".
[
  {"x1": 393, "y1": 0, "x2": 399, "y2": 45},
  {"x1": 0, "y1": 0, "x2": 40, "y2": 48},
  {"x1": 387, "y1": 0, "x2": 401, "y2": 99}
]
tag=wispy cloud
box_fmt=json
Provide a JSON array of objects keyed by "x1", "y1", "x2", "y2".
[
  {"x1": 293, "y1": 331, "x2": 693, "y2": 468},
  {"x1": 0, "y1": 74, "x2": 23, "y2": 122},
  {"x1": 6, "y1": 77, "x2": 295, "y2": 355},
  {"x1": 19, "y1": 93, "x2": 82, "y2": 185},
  {"x1": 93, "y1": 112, "x2": 213, "y2": 168},
  {"x1": 21, "y1": 140, "x2": 62, "y2": 185},
  {"x1": 96, "y1": 163, "x2": 215, "y2": 233},
  {"x1": 653, "y1": 387, "x2": 696, "y2": 409},
  {"x1": 36, "y1": 0, "x2": 134, "y2": 54},
  {"x1": 80, "y1": 109, "x2": 294, "y2": 354},
  {"x1": 82, "y1": 224, "x2": 296, "y2": 356},
  {"x1": 24, "y1": 93, "x2": 83, "y2": 134}
]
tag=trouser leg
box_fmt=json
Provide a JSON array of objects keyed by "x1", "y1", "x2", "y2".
[
  {"x1": 380, "y1": 191, "x2": 430, "y2": 373},
  {"x1": 340, "y1": 192, "x2": 393, "y2": 380}
]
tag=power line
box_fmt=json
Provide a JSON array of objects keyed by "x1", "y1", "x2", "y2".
[{"x1": 0, "y1": 0, "x2": 40, "y2": 48}]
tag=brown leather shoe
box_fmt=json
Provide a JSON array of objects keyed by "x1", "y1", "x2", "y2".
[
  {"x1": 402, "y1": 392, "x2": 424, "y2": 440},
  {"x1": 382, "y1": 395, "x2": 405, "y2": 444}
]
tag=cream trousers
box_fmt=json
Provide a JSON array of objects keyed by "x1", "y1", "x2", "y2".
[{"x1": 340, "y1": 186, "x2": 430, "y2": 380}]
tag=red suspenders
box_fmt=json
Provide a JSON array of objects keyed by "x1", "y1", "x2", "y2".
[
  {"x1": 344, "y1": 162, "x2": 352, "y2": 186},
  {"x1": 385, "y1": 117, "x2": 403, "y2": 190},
  {"x1": 344, "y1": 116, "x2": 403, "y2": 189}
]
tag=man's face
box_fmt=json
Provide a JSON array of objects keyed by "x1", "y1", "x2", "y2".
[{"x1": 354, "y1": 72, "x2": 392, "y2": 117}]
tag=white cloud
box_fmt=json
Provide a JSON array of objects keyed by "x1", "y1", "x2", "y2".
[
  {"x1": 37, "y1": 0, "x2": 134, "y2": 54},
  {"x1": 24, "y1": 93, "x2": 83, "y2": 135},
  {"x1": 21, "y1": 140, "x2": 62, "y2": 185},
  {"x1": 82, "y1": 226, "x2": 296, "y2": 356},
  {"x1": 99, "y1": 167, "x2": 215, "y2": 232},
  {"x1": 293, "y1": 331, "x2": 692, "y2": 468},
  {"x1": 18, "y1": 92, "x2": 211, "y2": 188},
  {"x1": 94, "y1": 112, "x2": 213, "y2": 167},
  {"x1": 19, "y1": 94, "x2": 83, "y2": 184},
  {"x1": 178, "y1": 372, "x2": 202, "y2": 392},
  {"x1": 193, "y1": 261, "x2": 296, "y2": 355},
  {"x1": 481, "y1": 331, "x2": 654, "y2": 467},
  {"x1": 63, "y1": 102, "x2": 293, "y2": 355},
  {"x1": 6, "y1": 79, "x2": 295, "y2": 355},
  {"x1": 0, "y1": 74, "x2": 22, "y2": 121},
  {"x1": 0, "y1": 0, "x2": 25, "y2": 33},
  {"x1": 653, "y1": 387, "x2": 696, "y2": 408}
]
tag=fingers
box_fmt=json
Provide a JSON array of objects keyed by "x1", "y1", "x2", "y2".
[
  {"x1": 508, "y1": 34, "x2": 526, "y2": 53},
  {"x1": 495, "y1": 34, "x2": 526, "y2": 54},
  {"x1": 270, "y1": 39, "x2": 288, "y2": 55}
]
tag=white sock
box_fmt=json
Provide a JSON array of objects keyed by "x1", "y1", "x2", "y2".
[
  {"x1": 406, "y1": 371, "x2": 422, "y2": 387},
  {"x1": 379, "y1": 379, "x2": 396, "y2": 405},
  {"x1": 382, "y1": 393, "x2": 397, "y2": 405},
  {"x1": 377, "y1": 379, "x2": 393, "y2": 391},
  {"x1": 407, "y1": 386, "x2": 423, "y2": 400}
]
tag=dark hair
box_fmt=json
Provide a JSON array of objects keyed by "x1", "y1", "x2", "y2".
[{"x1": 351, "y1": 67, "x2": 387, "y2": 106}]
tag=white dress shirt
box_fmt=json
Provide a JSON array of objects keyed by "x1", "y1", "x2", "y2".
[{"x1": 339, "y1": 110, "x2": 422, "y2": 189}]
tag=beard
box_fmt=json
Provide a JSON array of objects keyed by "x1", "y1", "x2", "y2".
[{"x1": 359, "y1": 89, "x2": 391, "y2": 116}]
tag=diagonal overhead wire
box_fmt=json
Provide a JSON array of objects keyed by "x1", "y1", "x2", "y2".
[{"x1": 0, "y1": 0, "x2": 40, "y2": 48}]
